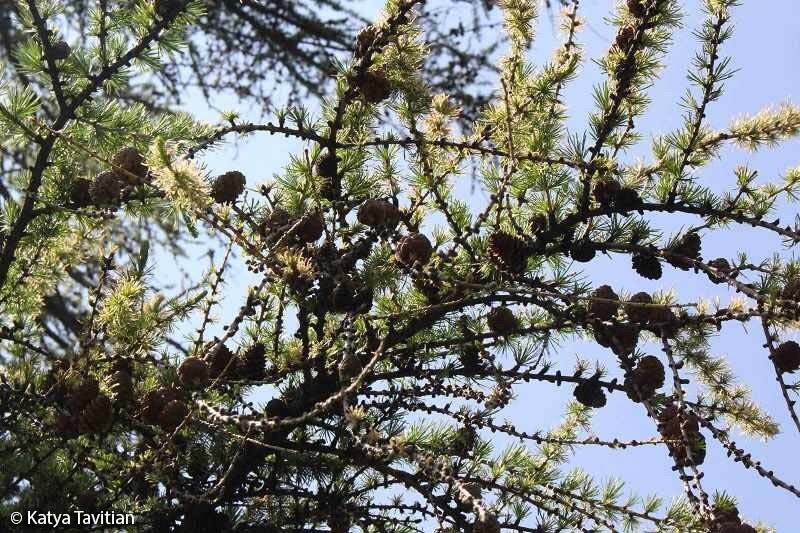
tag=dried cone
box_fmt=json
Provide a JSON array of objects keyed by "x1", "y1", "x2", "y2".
[
  {"x1": 625, "y1": 292, "x2": 652, "y2": 322},
  {"x1": 314, "y1": 151, "x2": 338, "y2": 182},
  {"x1": 608, "y1": 323, "x2": 639, "y2": 356},
  {"x1": 354, "y1": 71, "x2": 393, "y2": 104},
  {"x1": 707, "y1": 257, "x2": 733, "y2": 284},
  {"x1": 569, "y1": 240, "x2": 596, "y2": 263},
  {"x1": 69, "y1": 177, "x2": 92, "y2": 207},
  {"x1": 396, "y1": 233, "x2": 434, "y2": 267},
  {"x1": 589, "y1": 285, "x2": 620, "y2": 320},
  {"x1": 79, "y1": 394, "x2": 114, "y2": 434},
  {"x1": 89, "y1": 170, "x2": 123, "y2": 205},
  {"x1": 54, "y1": 412, "x2": 79, "y2": 439},
  {"x1": 658, "y1": 405, "x2": 706, "y2": 466},
  {"x1": 451, "y1": 426, "x2": 476, "y2": 456},
  {"x1": 295, "y1": 212, "x2": 325, "y2": 243},
  {"x1": 112, "y1": 146, "x2": 148, "y2": 183},
  {"x1": 616, "y1": 26, "x2": 635, "y2": 51},
  {"x1": 355, "y1": 25, "x2": 378, "y2": 56},
  {"x1": 154, "y1": 0, "x2": 181, "y2": 18},
  {"x1": 473, "y1": 513, "x2": 501, "y2": 533},
  {"x1": 615, "y1": 187, "x2": 642, "y2": 211},
  {"x1": 488, "y1": 231, "x2": 530, "y2": 273},
  {"x1": 207, "y1": 343, "x2": 236, "y2": 379},
  {"x1": 68, "y1": 377, "x2": 100, "y2": 413},
  {"x1": 666, "y1": 232, "x2": 702, "y2": 270},
  {"x1": 239, "y1": 343, "x2": 267, "y2": 381},
  {"x1": 624, "y1": 355, "x2": 665, "y2": 402},
  {"x1": 632, "y1": 253, "x2": 662, "y2": 280},
  {"x1": 772, "y1": 341, "x2": 800, "y2": 373},
  {"x1": 574, "y1": 379, "x2": 607, "y2": 408},
  {"x1": 48, "y1": 40, "x2": 71, "y2": 61},
  {"x1": 211, "y1": 171, "x2": 246, "y2": 204},
  {"x1": 265, "y1": 398, "x2": 289, "y2": 419},
  {"x1": 141, "y1": 386, "x2": 177, "y2": 425},
  {"x1": 106, "y1": 368, "x2": 134, "y2": 405},
  {"x1": 486, "y1": 306, "x2": 518, "y2": 336},
  {"x1": 159, "y1": 399, "x2": 189, "y2": 431},
  {"x1": 627, "y1": 0, "x2": 646, "y2": 17},
  {"x1": 178, "y1": 356, "x2": 209, "y2": 390},
  {"x1": 593, "y1": 179, "x2": 621, "y2": 208},
  {"x1": 357, "y1": 199, "x2": 400, "y2": 230}
]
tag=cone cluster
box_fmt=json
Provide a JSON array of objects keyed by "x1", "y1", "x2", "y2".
[{"x1": 488, "y1": 231, "x2": 530, "y2": 273}]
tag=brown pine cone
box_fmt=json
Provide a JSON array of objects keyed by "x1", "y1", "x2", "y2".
[
  {"x1": 89, "y1": 170, "x2": 123, "y2": 205},
  {"x1": 69, "y1": 177, "x2": 93, "y2": 207},
  {"x1": 239, "y1": 343, "x2": 267, "y2": 381},
  {"x1": 473, "y1": 513, "x2": 501, "y2": 533},
  {"x1": 625, "y1": 291, "x2": 652, "y2": 322},
  {"x1": 48, "y1": 40, "x2": 71, "y2": 61},
  {"x1": 354, "y1": 71, "x2": 393, "y2": 104},
  {"x1": 106, "y1": 369, "x2": 134, "y2": 405},
  {"x1": 154, "y1": 0, "x2": 181, "y2": 18},
  {"x1": 593, "y1": 179, "x2": 621, "y2": 208},
  {"x1": 615, "y1": 187, "x2": 642, "y2": 212},
  {"x1": 314, "y1": 150, "x2": 338, "y2": 180},
  {"x1": 706, "y1": 257, "x2": 733, "y2": 284},
  {"x1": 294, "y1": 212, "x2": 325, "y2": 243},
  {"x1": 782, "y1": 278, "x2": 800, "y2": 301},
  {"x1": 330, "y1": 278, "x2": 357, "y2": 313},
  {"x1": 79, "y1": 394, "x2": 114, "y2": 434},
  {"x1": 608, "y1": 323, "x2": 639, "y2": 356},
  {"x1": 658, "y1": 404, "x2": 700, "y2": 438},
  {"x1": 140, "y1": 386, "x2": 177, "y2": 425},
  {"x1": 357, "y1": 199, "x2": 400, "y2": 230},
  {"x1": 68, "y1": 377, "x2": 100, "y2": 413},
  {"x1": 486, "y1": 306, "x2": 518, "y2": 336},
  {"x1": 772, "y1": 340, "x2": 800, "y2": 373},
  {"x1": 396, "y1": 233, "x2": 434, "y2": 267},
  {"x1": 159, "y1": 399, "x2": 189, "y2": 431},
  {"x1": 627, "y1": 0, "x2": 646, "y2": 17},
  {"x1": 54, "y1": 412, "x2": 79, "y2": 439},
  {"x1": 207, "y1": 342, "x2": 236, "y2": 379},
  {"x1": 262, "y1": 207, "x2": 291, "y2": 233},
  {"x1": 589, "y1": 285, "x2": 620, "y2": 320},
  {"x1": 211, "y1": 171, "x2": 246, "y2": 204},
  {"x1": 265, "y1": 398, "x2": 290, "y2": 419},
  {"x1": 632, "y1": 253, "x2": 662, "y2": 280},
  {"x1": 488, "y1": 231, "x2": 530, "y2": 273},
  {"x1": 616, "y1": 26, "x2": 635, "y2": 51},
  {"x1": 624, "y1": 355, "x2": 664, "y2": 402},
  {"x1": 355, "y1": 25, "x2": 378, "y2": 57},
  {"x1": 574, "y1": 379, "x2": 607, "y2": 408},
  {"x1": 112, "y1": 146, "x2": 148, "y2": 183},
  {"x1": 569, "y1": 240, "x2": 596, "y2": 263},
  {"x1": 528, "y1": 213, "x2": 548, "y2": 234},
  {"x1": 178, "y1": 356, "x2": 209, "y2": 390},
  {"x1": 666, "y1": 232, "x2": 701, "y2": 270},
  {"x1": 451, "y1": 426, "x2": 477, "y2": 456}
]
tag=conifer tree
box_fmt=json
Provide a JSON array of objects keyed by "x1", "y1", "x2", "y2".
[{"x1": 0, "y1": 1, "x2": 799, "y2": 532}]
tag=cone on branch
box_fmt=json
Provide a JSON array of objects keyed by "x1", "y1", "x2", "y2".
[
  {"x1": 627, "y1": 0, "x2": 646, "y2": 17},
  {"x1": 666, "y1": 232, "x2": 702, "y2": 270},
  {"x1": 89, "y1": 171, "x2": 123, "y2": 205},
  {"x1": 106, "y1": 361, "x2": 134, "y2": 406},
  {"x1": 207, "y1": 342, "x2": 236, "y2": 379},
  {"x1": 211, "y1": 171, "x2": 246, "y2": 204},
  {"x1": 569, "y1": 240, "x2": 596, "y2": 263},
  {"x1": 48, "y1": 40, "x2": 72, "y2": 61},
  {"x1": 140, "y1": 386, "x2": 178, "y2": 426},
  {"x1": 69, "y1": 177, "x2": 93, "y2": 207},
  {"x1": 159, "y1": 399, "x2": 189, "y2": 431},
  {"x1": 112, "y1": 146, "x2": 148, "y2": 184},
  {"x1": 68, "y1": 377, "x2": 100, "y2": 413},
  {"x1": 396, "y1": 233, "x2": 433, "y2": 267},
  {"x1": 616, "y1": 26, "x2": 635, "y2": 51},
  {"x1": 488, "y1": 231, "x2": 530, "y2": 273},
  {"x1": 357, "y1": 199, "x2": 400, "y2": 230},
  {"x1": 573, "y1": 378, "x2": 607, "y2": 409},
  {"x1": 178, "y1": 356, "x2": 209, "y2": 390},
  {"x1": 486, "y1": 306, "x2": 518, "y2": 336},
  {"x1": 632, "y1": 253, "x2": 662, "y2": 280},
  {"x1": 593, "y1": 179, "x2": 621, "y2": 208},
  {"x1": 265, "y1": 398, "x2": 289, "y2": 419},
  {"x1": 625, "y1": 292, "x2": 653, "y2": 322},
  {"x1": 353, "y1": 70, "x2": 393, "y2": 104},
  {"x1": 624, "y1": 355, "x2": 665, "y2": 402},
  {"x1": 294, "y1": 212, "x2": 325, "y2": 243},
  {"x1": 239, "y1": 343, "x2": 267, "y2": 381},
  {"x1": 771, "y1": 341, "x2": 800, "y2": 373},
  {"x1": 78, "y1": 394, "x2": 114, "y2": 435},
  {"x1": 707, "y1": 257, "x2": 734, "y2": 284},
  {"x1": 589, "y1": 285, "x2": 619, "y2": 320}
]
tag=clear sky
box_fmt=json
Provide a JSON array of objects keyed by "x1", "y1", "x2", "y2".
[{"x1": 175, "y1": 1, "x2": 800, "y2": 530}]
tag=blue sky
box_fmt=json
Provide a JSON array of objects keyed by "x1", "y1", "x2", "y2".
[{"x1": 173, "y1": 1, "x2": 800, "y2": 529}]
